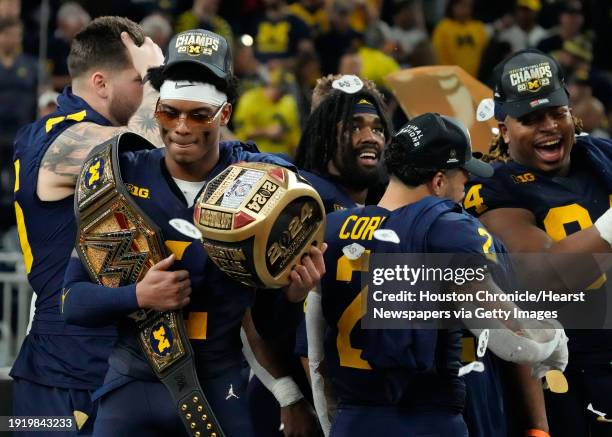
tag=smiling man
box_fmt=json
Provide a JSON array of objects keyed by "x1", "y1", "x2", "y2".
[
  {"x1": 295, "y1": 77, "x2": 392, "y2": 206},
  {"x1": 61, "y1": 28, "x2": 326, "y2": 436},
  {"x1": 464, "y1": 49, "x2": 612, "y2": 437},
  {"x1": 243, "y1": 76, "x2": 393, "y2": 437}
]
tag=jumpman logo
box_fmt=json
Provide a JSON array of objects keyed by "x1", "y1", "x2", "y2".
[{"x1": 225, "y1": 384, "x2": 239, "y2": 400}]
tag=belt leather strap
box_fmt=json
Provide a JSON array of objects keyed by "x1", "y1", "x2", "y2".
[{"x1": 74, "y1": 132, "x2": 224, "y2": 437}]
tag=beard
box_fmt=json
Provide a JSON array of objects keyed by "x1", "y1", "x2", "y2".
[
  {"x1": 331, "y1": 143, "x2": 386, "y2": 192},
  {"x1": 108, "y1": 92, "x2": 139, "y2": 126}
]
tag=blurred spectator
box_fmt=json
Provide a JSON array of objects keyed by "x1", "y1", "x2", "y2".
[
  {"x1": 0, "y1": 17, "x2": 39, "y2": 145},
  {"x1": 496, "y1": 0, "x2": 548, "y2": 52},
  {"x1": 315, "y1": 1, "x2": 363, "y2": 75},
  {"x1": 233, "y1": 68, "x2": 301, "y2": 156},
  {"x1": 338, "y1": 48, "x2": 362, "y2": 76},
  {"x1": 477, "y1": 39, "x2": 512, "y2": 87},
  {"x1": 48, "y1": 2, "x2": 90, "y2": 92},
  {"x1": 432, "y1": 0, "x2": 489, "y2": 77},
  {"x1": 378, "y1": 0, "x2": 428, "y2": 65},
  {"x1": 140, "y1": 13, "x2": 173, "y2": 53},
  {"x1": 359, "y1": 20, "x2": 400, "y2": 88},
  {"x1": 557, "y1": 36, "x2": 612, "y2": 116},
  {"x1": 287, "y1": 0, "x2": 329, "y2": 38},
  {"x1": 409, "y1": 39, "x2": 438, "y2": 67},
  {"x1": 233, "y1": 36, "x2": 267, "y2": 95},
  {"x1": 0, "y1": 0, "x2": 19, "y2": 18},
  {"x1": 348, "y1": 0, "x2": 381, "y2": 33},
  {"x1": 175, "y1": 0, "x2": 234, "y2": 48},
  {"x1": 568, "y1": 72, "x2": 608, "y2": 137},
  {"x1": 37, "y1": 89, "x2": 59, "y2": 117},
  {"x1": 537, "y1": 0, "x2": 585, "y2": 56},
  {"x1": 248, "y1": 0, "x2": 313, "y2": 69},
  {"x1": 293, "y1": 49, "x2": 321, "y2": 126}
]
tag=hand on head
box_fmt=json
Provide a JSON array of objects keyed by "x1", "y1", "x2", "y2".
[{"x1": 121, "y1": 32, "x2": 164, "y2": 78}]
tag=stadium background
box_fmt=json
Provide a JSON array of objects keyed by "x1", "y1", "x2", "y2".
[{"x1": 0, "y1": 0, "x2": 611, "y2": 416}]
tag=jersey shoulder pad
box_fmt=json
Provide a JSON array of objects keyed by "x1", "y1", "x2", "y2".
[{"x1": 464, "y1": 161, "x2": 526, "y2": 216}]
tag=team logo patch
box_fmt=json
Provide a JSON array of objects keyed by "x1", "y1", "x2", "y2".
[
  {"x1": 447, "y1": 148, "x2": 459, "y2": 164},
  {"x1": 149, "y1": 321, "x2": 174, "y2": 357},
  {"x1": 84, "y1": 157, "x2": 104, "y2": 189},
  {"x1": 175, "y1": 31, "x2": 220, "y2": 57},
  {"x1": 507, "y1": 62, "x2": 553, "y2": 94}
]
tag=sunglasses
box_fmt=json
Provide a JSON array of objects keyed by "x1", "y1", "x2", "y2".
[{"x1": 154, "y1": 101, "x2": 226, "y2": 129}]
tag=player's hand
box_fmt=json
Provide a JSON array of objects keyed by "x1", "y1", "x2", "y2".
[
  {"x1": 136, "y1": 254, "x2": 191, "y2": 311},
  {"x1": 285, "y1": 243, "x2": 327, "y2": 303},
  {"x1": 121, "y1": 32, "x2": 164, "y2": 78},
  {"x1": 280, "y1": 398, "x2": 322, "y2": 437},
  {"x1": 532, "y1": 328, "x2": 569, "y2": 379}
]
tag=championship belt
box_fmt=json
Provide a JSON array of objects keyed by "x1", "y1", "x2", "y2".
[
  {"x1": 194, "y1": 162, "x2": 325, "y2": 288},
  {"x1": 74, "y1": 133, "x2": 224, "y2": 437}
]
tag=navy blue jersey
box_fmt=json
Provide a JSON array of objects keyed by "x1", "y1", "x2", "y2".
[
  {"x1": 11, "y1": 87, "x2": 116, "y2": 389},
  {"x1": 464, "y1": 135, "x2": 612, "y2": 363},
  {"x1": 63, "y1": 141, "x2": 296, "y2": 391},
  {"x1": 321, "y1": 196, "x2": 504, "y2": 408},
  {"x1": 300, "y1": 171, "x2": 357, "y2": 214}
]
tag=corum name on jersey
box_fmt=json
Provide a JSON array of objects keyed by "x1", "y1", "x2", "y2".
[
  {"x1": 508, "y1": 62, "x2": 552, "y2": 93},
  {"x1": 175, "y1": 33, "x2": 220, "y2": 56}
]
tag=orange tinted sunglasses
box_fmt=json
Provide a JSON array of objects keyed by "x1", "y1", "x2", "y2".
[{"x1": 154, "y1": 101, "x2": 225, "y2": 129}]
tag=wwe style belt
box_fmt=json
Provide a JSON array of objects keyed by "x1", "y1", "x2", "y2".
[{"x1": 74, "y1": 133, "x2": 224, "y2": 437}]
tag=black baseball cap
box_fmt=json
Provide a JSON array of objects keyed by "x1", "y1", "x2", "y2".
[
  {"x1": 164, "y1": 29, "x2": 232, "y2": 79},
  {"x1": 493, "y1": 49, "x2": 569, "y2": 120},
  {"x1": 394, "y1": 113, "x2": 494, "y2": 178}
]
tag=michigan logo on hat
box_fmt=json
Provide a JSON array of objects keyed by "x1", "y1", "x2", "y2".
[{"x1": 164, "y1": 29, "x2": 233, "y2": 80}]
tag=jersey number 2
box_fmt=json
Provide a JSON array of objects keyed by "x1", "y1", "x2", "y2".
[{"x1": 336, "y1": 252, "x2": 372, "y2": 370}]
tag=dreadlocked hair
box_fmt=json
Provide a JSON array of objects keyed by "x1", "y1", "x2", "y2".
[
  {"x1": 480, "y1": 115, "x2": 584, "y2": 163},
  {"x1": 295, "y1": 88, "x2": 392, "y2": 175}
]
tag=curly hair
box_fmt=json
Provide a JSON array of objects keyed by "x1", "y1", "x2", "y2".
[
  {"x1": 294, "y1": 87, "x2": 393, "y2": 176},
  {"x1": 310, "y1": 74, "x2": 385, "y2": 113},
  {"x1": 481, "y1": 115, "x2": 584, "y2": 163}
]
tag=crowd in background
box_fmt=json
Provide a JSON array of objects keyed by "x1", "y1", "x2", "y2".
[{"x1": 0, "y1": 0, "x2": 611, "y2": 235}]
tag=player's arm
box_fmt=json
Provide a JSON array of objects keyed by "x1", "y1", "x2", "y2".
[
  {"x1": 505, "y1": 363, "x2": 550, "y2": 435},
  {"x1": 427, "y1": 216, "x2": 568, "y2": 372},
  {"x1": 479, "y1": 207, "x2": 612, "y2": 289},
  {"x1": 241, "y1": 309, "x2": 321, "y2": 437},
  {"x1": 62, "y1": 251, "x2": 191, "y2": 327},
  {"x1": 38, "y1": 34, "x2": 164, "y2": 201}
]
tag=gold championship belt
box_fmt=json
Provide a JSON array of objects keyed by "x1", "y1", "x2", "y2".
[
  {"x1": 193, "y1": 162, "x2": 325, "y2": 288},
  {"x1": 74, "y1": 133, "x2": 225, "y2": 437}
]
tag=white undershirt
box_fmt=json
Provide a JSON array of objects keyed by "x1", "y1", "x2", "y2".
[{"x1": 172, "y1": 177, "x2": 206, "y2": 207}]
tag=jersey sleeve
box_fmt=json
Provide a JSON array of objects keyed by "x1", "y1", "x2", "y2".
[
  {"x1": 62, "y1": 254, "x2": 139, "y2": 327},
  {"x1": 463, "y1": 168, "x2": 523, "y2": 217},
  {"x1": 427, "y1": 212, "x2": 498, "y2": 257}
]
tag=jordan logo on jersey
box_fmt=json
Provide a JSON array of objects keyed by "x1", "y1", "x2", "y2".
[{"x1": 225, "y1": 384, "x2": 239, "y2": 400}]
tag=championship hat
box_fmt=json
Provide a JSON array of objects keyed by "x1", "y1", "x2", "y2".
[
  {"x1": 493, "y1": 49, "x2": 568, "y2": 120},
  {"x1": 393, "y1": 113, "x2": 494, "y2": 177},
  {"x1": 164, "y1": 29, "x2": 232, "y2": 79}
]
